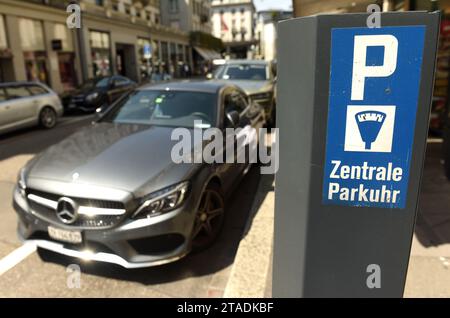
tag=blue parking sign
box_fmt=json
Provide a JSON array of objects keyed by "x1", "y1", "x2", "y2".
[
  {"x1": 322, "y1": 26, "x2": 426, "y2": 209},
  {"x1": 143, "y1": 44, "x2": 152, "y2": 59}
]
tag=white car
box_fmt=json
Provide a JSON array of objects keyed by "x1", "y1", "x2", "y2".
[{"x1": 0, "y1": 82, "x2": 63, "y2": 134}]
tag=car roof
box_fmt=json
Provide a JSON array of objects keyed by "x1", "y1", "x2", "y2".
[
  {"x1": 0, "y1": 81, "x2": 45, "y2": 87},
  {"x1": 139, "y1": 80, "x2": 238, "y2": 94}
]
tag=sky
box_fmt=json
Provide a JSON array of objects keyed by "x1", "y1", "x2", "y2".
[{"x1": 253, "y1": 0, "x2": 293, "y2": 12}]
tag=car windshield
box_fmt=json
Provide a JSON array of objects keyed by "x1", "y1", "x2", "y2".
[
  {"x1": 81, "y1": 78, "x2": 110, "y2": 89},
  {"x1": 215, "y1": 64, "x2": 268, "y2": 81},
  {"x1": 101, "y1": 90, "x2": 217, "y2": 128}
]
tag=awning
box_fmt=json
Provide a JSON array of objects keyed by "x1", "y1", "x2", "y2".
[{"x1": 193, "y1": 46, "x2": 222, "y2": 60}]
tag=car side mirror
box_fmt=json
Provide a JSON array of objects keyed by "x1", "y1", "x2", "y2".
[{"x1": 225, "y1": 110, "x2": 240, "y2": 128}]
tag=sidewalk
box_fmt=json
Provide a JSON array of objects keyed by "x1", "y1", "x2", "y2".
[
  {"x1": 225, "y1": 142, "x2": 450, "y2": 298},
  {"x1": 404, "y1": 142, "x2": 450, "y2": 297},
  {"x1": 224, "y1": 173, "x2": 275, "y2": 298}
]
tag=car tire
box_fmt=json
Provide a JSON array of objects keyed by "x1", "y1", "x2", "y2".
[
  {"x1": 39, "y1": 106, "x2": 57, "y2": 129},
  {"x1": 191, "y1": 182, "x2": 225, "y2": 252}
]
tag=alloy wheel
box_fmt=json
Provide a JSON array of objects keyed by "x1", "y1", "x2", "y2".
[
  {"x1": 40, "y1": 107, "x2": 57, "y2": 129},
  {"x1": 192, "y1": 187, "x2": 225, "y2": 250}
]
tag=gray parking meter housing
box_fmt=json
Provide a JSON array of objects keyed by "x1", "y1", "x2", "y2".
[{"x1": 273, "y1": 12, "x2": 439, "y2": 297}]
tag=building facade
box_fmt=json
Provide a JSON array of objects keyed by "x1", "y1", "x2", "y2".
[
  {"x1": 0, "y1": 0, "x2": 193, "y2": 94},
  {"x1": 291, "y1": 0, "x2": 439, "y2": 17},
  {"x1": 255, "y1": 10, "x2": 292, "y2": 61},
  {"x1": 160, "y1": 0, "x2": 212, "y2": 33},
  {"x1": 211, "y1": 0, "x2": 257, "y2": 59},
  {"x1": 292, "y1": 0, "x2": 376, "y2": 17}
]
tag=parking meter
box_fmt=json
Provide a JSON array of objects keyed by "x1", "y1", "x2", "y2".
[{"x1": 273, "y1": 11, "x2": 439, "y2": 297}]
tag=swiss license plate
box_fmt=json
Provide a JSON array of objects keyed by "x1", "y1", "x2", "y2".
[
  {"x1": 48, "y1": 226, "x2": 82, "y2": 244},
  {"x1": 68, "y1": 103, "x2": 76, "y2": 109}
]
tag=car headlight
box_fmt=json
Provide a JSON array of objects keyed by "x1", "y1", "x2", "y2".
[
  {"x1": 250, "y1": 92, "x2": 272, "y2": 100},
  {"x1": 17, "y1": 168, "x2": 27, "y2": 197},
  {"x1": 132, "y1": 181, "x2": 190, "y2": 219},
  {"x1": 86, "y1": 92, "x2": 99, "y2": 102}
]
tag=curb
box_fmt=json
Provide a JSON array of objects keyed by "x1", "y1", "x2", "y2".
[{"x1": 223, "y1": 174, "x2": 275, "y2": 298}]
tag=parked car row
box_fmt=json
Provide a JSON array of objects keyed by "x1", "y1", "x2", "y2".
[
  {"x1": 7, "y1": 59, "x2": 276, "y2": 268},
  {"x1": 1, "y1": 58, "x2": 276, "y2": 137},
  {"x1": 0, "y1": 76, "x2": 136, "y2": 136}
]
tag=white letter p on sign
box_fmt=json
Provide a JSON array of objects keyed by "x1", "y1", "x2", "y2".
[{"x1": 351, "y1": 35, "x2": 398, "y2": 101}]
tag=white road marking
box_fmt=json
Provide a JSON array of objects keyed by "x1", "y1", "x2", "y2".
[{"x1": 0, "y1": 242, "x2": 37, "y2": 276}]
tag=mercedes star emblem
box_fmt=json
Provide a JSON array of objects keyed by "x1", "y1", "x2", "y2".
[{"x1": 56, "y1": 197, "x2": 78, "y2": 224}]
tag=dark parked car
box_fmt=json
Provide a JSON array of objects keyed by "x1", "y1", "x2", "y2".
[
  {"x1": 14, "y1": 81, "x2": 265, "y2": 268},
  {"x1": 62, "y1": 76, "x2": 136, "y2": 113}
]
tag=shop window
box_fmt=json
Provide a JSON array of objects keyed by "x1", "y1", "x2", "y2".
[
  {"x1": 89, "y1": 30, "x2": 111, "y2": 77},
  {"x1": 160, "y1": 41, "x2": 169, "y2": 74},
  {"x1": 177, "y1": 44, "x2": 184, "y2": 65},
  {"x1": 58, "y1": 52, "x2": 77, "y2": 91},
  {"x1": 170, "y1": 43, "x2": 177, "y2": 59},
  {"x1": 138, "y1": 37, "x2": 152, "y2": 80},
  {"x1": 24, "y1": 51, "x2": 49, "y2": 85}
]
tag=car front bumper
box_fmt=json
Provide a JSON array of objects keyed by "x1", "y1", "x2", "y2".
[
  {"x1": 13, "y1": 186, "x2": 197, "y2": 268},
  {"x1": 65, "y1": 97, "x2": 101, "y2": 112}
]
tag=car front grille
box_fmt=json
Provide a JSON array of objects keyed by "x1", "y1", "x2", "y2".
[
  {"x1": 71, "y1": 95, "x2": 85, "y2": 102},
  {"x1": 26, "y1": 189, "x2": 126, "y2": 229}
]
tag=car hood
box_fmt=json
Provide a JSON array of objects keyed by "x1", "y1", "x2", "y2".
[
  {"x1": 230, "y1": 80, "x2": 273, "y2": 95},
  {"x1": 26, "y1": 123, "x2": 201, "y2": 196}
]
